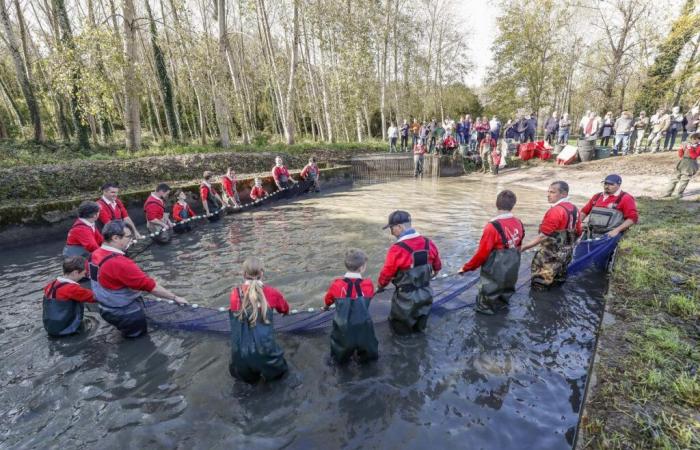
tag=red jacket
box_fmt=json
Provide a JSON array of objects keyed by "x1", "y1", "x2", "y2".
[
  {"x1": 413, "y1": 144, "x2": 427, "y2": 155},
  {"x1": 378, "y1": 233, "x2": 442, "y2": 287},
  {"x1": 250, "y1": 186, "x2": 268, "y2": 200},
  {"x1": 324, "y1": 276, "x2": 375, "y2": 306},
  {"x1": 221, "y1": 175, "x2": 237, "y2": 197},
  {"x1": 200, "y1": 183, "x2": 218, "y2": 204},
  {"x1": 301, "y1": 163, "x2": 319, "y2": 179},
  {"x1": 581, "y1": 191, "x2": 638, "y2": 223},
  {"x1": 97, "y1": 198, "x2": 128, "y2": 226},
  {"x1": 91, "y1": 247, "x2": 156, "y2": 292},
  {"x1": 480, "y1": 136, "x2": 497, "y2": 150},
  {"x1": 66, "y1": 219, "x2": 103, "y2": 253},
  {"x1": 44, "y1": 279, "x2": 96, "y2": 303},
  {"x1": 272, "y1": 166, "x2": 291, "y2": 182},
  {"x1": 229, "y1": 284, "x2": 290, "y2": 314},
  {"x1": 172, "y1": 202, "x2": 195, "y2": 222},
  {"x1": 143, "y1": 194, "x2": 166, "y2": 221},
  {"x1": 678, "y1": 142, "x2": 700, "y2": 159},
  {"x1": 539, "y1": 201, "x2": 582, "y2": 237},
  {"x1": 462, "y1": 215, "x2": 524, "y2": 272}
]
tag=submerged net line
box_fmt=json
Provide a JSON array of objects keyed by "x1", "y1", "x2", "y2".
[{"x1": 143, "y1": 235, "x2": 620, "y2": 334}]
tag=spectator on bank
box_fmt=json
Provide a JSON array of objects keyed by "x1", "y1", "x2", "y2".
[
  {"x1": 419, "y1": 122, "x2": 430, "y2": 146},
  {"x1": 489, "y1": 116, "x2": 501, "y2": 142},
  {"x1": 579, "y1": 110, "x2": 590, "y2": 138},
  {"x1": 455, "y1": 116, "x2": 465, "y2": 145},
  {"x1": 583, "y1": 111, "x2": 601, "y2": 139},
  {"x1": 516, "y1": 115, "x2": 528, "y2": 142},
  {"x1": 400, "y1": 120, "x2": 409, "y2": 152},
  {"x1": 410, "y1": 118, "x2": 421, "y2": 148},
  {"x1": 431, "y1": 122, "x2": 445, "y2": 153},
  {"x1": 632, "y1": 111, "x2": 649, "y2": 154},
  {"x1": 429, "y1": 118, "x2": 438, "y2": 151},
  {"x1": 600, "y1": 112, "x2": 614, "y2": 147},
  {"x1": 544, "y1": 112, "x2": 559, "y2": 146},
  {"x1": 683, "y1": 105, "x2": 699, "y2": 142},
  {"x1": 558, "y1": 113, "x2": 571, "y2": 144},
  {"x1": 463, "y1": 115, "x2": 472, "y2": 145},
  {"x1": 613, "y1": 111, "x2": 634, "y2": 156},
  {"x1": 524, "y1": 113, "x2": 537, "y2": 142},
  {"x1": 387, "y1": 122, "x2": 398, "y2": 153},
  {"x1": 504, "y1": 119, "x2": 517, "y2": 140},
  {"x1": 475, "y1": 117, "x2": 490, "y2": 146},
  {"x1": 665, "y1": 106, "x2": 685, "y2": 151},
  {"x1": 648, "y1": 108, "x2": 670, "y2": 153}
]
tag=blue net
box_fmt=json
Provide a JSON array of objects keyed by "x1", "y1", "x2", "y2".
[{"x1": 568, "y1": 235, "x2": 621, "y2": 275}]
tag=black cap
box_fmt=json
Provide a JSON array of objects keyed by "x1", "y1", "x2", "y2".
[{"x1": 383, "y1": 210, "x2": 411, "y2": 229}]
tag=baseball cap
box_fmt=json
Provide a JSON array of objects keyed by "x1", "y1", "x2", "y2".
[
  {"x1": 382, "y1": 210, "x2": 411, "y2": 229},
  {"x1": 603, "y1": 174, "x2": 622, "y2": 185}
]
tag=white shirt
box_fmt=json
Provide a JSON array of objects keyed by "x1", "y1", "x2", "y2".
[
  {"x1": 550, "y1": 196, "x2": 571, "y2": 208},
  {"x1": 388, "y1": 126, "x2": 398, "y2": 138},
  {"x1": 490, "y1": 212, "x2": 514, "y2": 221},
  {"x1": 344, "y1": 272, "x2": 363, "y2": 279},
  {"x1": 149, "y1": 193, "x2": 164, "y2": 204},
  {"x1": 101, "y1": 244, "x2": 125, "y2": 255},
  {"x1": 101, "y1": 196, "x2": 117, "y2": 208},
  {"x1": 397, "y1": 231, "x2": 421, "y2": 242},
  {"x1": 56, "y1": 276, "x2": 78, "y2": 285},
  {"x1": 603, "y1": 188, "x2": 622, "y2": 200},
  {"x1": 79, "y1": 218, "x2": 95, "y2": 229}
]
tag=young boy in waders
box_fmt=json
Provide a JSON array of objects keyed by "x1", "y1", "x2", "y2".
[
  {"x1": 249, "y1": 178, "x2": 268, "y2": 201},
  {"x1": 172, "y1": 190, "x2": 196, "y2": 234},
  {"x1": 459, "y1": 190, "x2": 524, "y2": 315},
  {"x1": 378, "y1": 210, "x2": 442, "y2": 334},
  {"x1": 221, "y1": 167, "x2": 241, "y2": 207},
  {"x1": 200, "y1": 171, "x2": 224, "y2": 222},
  {"x1": 662, "y1": 132, "x2": 700, "y2": 199},
  {"x1": 229, "y1": 257, "x2": 290, "y2": 383},
  {"x1": 322, "y1": 248, "x2": 379, "y2": 363},
  {"x1": 42, "y1": 256, "x2": 96, "y2": 337}
]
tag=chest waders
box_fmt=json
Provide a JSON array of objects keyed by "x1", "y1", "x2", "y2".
[
  {"x1": 277, "y1": 170, "x2": 293, "y2": 189},
  {"x1": 88, "y1": 253, "x2": 147, "y2": 338},
  {"x1": 330, "y1": 279, "x2": 379, "y2": 363},
  {"x1": 665, "y1": 155, "x2": 699, "y2": 197},
  {"x1": 43, "y1": 281, "x2": 85, "y2": 336},
  {"x1": 229, "y1": 288, "x2": 287, "y2": 383},
  {"x1": 173, "y1": 206, "x2": 193, "y2": 234},
  {"x1": 389, "y1": 238, "x2": 434, "y2": 334},
  {"x1": 586, "y1": 192, "x2": 628, "y2": 238},
  {"x1": 531, "y1": 205, "x2": 578, "y2": 289},
  {"x1": 144, "y1": 197, "x2": 172, "y2": 244},
  {"x1": 202, "y1": 184, "x2": 223, "y2": 222},
  {"x1": 476, "y1": 221, "x2": 523, "y2": 314},
  {"x1": 62, "y1": 222, "x2": 92, "y2": 258}
]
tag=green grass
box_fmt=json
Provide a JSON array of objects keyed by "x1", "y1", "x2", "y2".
[
  {"x1": 580, "y1": 198, "x2": 700, "y2": 449},
  {"x1": 0, "y1": 138, "x2": 390, "y2": 168}
]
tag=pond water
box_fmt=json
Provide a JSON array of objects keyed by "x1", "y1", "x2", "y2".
[{"x1": 0, "y1": 178, "x2": 604, "y2": 449}]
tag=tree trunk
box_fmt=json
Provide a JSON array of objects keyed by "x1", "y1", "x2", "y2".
[
  {"x1": 123, "y1": 0, "x2": 141, "y2": 151},
  {"x1": 0, "y1": 0, "x2": 43, "y2": 141},
  {"x1": 283, "y1": 0, "x2": 300, "y2": 144},
  {"x1": 215, "y1": 0, "x2": 231, "y2": 147},
  {"x1": 379, "y1": 0, "x2": 391, "y2": 139}
]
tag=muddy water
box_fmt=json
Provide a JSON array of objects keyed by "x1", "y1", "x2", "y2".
[{"x1": 0, "y1": 178, "x2": 603, "y2": 449}]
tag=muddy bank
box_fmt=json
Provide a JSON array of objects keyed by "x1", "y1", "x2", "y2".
[{"x1": 0, "y1": 165, "x2": 351, "y2": 249}]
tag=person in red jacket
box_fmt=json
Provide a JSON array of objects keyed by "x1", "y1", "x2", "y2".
[
  {"x1": 229, "y1": 256, "x2": 289, "y2": 382},
  {"x1": 88, "y1": 221, "x2": 187, "y2": 337},
  {"x1": 63, "y1": 201, "x2": 103, "y2": 257},
  {"x1": 480, "y1": 134, "x2": 498, "y2": 174},
  {"x1": 522, "y1": 181, "x2": 582, "y2": 289},
  {"x1": 459, "y1": 190, "x2": 524, "y2": 315},
  {"x1": 200, "y1": 171, "x2": 224, "y2": 221},
  {"x1": 272, "y1": 156, "x2": 296, "y2": 189},
  {"x1": 172, "y1": 190, "x2": 196, "y2": 233},
  {"x1": 42, "y1": 256, "x2": 96, "y2": 336},
  {"x1": 580, "y1": 174, "x2": 638, "y2": 238},
  {"x1": 97, "y1": 182, "x2": 142, "y2": 238},
  {"x1": 378, "y1": 210, "x2": 441, "y2": 334},
  {"x1": 249, "y1": 178, "x2": 268, "y2": 201},
  {"x1": 300, "y1": 156, "x2": 321, "y2": 192},
  {"x1": 663, "y1": 132, "x2": 700, "y2": 198},
  {"x1": 221, "y1": 167, "x2": 241, "y2": 207},
  {"x1": 144, "y1": 183, "x2": 173, "y2": 243},
  {"x1": 322, "y1": 248, "x2": 378, "y2": 363}
]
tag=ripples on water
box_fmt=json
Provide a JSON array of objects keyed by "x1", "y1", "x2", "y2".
[{"x1": 0, "y1": 178, "x2": 603, "y2": 449}]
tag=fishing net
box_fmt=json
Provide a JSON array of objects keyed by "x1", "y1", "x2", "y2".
[{"x1": 567, "y1": 235, "x2": 621, "y2": 275}]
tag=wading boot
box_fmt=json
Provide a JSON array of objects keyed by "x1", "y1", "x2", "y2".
[{"x1": 475, "y1": 296, "x2": 495, "y2": 315}]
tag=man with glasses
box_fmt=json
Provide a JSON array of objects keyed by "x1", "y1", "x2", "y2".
[
  {"x1": 580, "y1": 174, "x2": 638, "y2": 238},
  {"x1": 377, "y1": 210, "x2": 441, "y2": 334},
  {"x1": 88, "y1": 220, "x2": 187, "y2": 338}
]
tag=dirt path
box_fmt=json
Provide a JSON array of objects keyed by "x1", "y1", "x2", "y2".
[{"x1": 465, "y1": 152, "x2": 700, "y2": 200}]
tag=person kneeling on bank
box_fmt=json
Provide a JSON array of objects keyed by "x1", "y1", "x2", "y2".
[
  {"x1": 459, "y1": 190, "x2": 524, "y2": 315},
  {"x1": 88, "y1": 221, "x2": 187, "y2": 338},
  {"x1": 42, "y1": 256, "x2": 96, "y2": 337},
  {"x1": 378, "y1": 210, "x2": 442, "y2": 334},
  {"x1": 144, "y1": 183, "x2": 174, "y2": 243},
  {"x1": 580, "y1": 174, "x2": 638, "y2": 239},
  {"x1": 323, "y1": 248, "x2": 379, "y2": 363},
  {"x1": 229, "y1": 256, "x2": 289, "y2": 383},
  {"x1": 172, "y1": 190, "x2": 196, "y2": 234}
]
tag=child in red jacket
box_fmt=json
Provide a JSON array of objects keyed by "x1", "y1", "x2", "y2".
[
  {"x1": 43, "y1": 256, "x2": 96, "y2": 336},
  {"x1": 323, "y1": 248, "x2": 379, "y2": 363}
]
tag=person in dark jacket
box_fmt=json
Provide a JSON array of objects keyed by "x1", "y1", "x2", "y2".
[
  {"x1": 544, "y1": 112, "x2": 559, "y2": 146},
  {"x1": 323, "y1": 248, "x2": 379, "y2": 363},
  {"x1": 459, "y1": 190, "x2": 524, "y2": 315},
  {"x1": 229, "y1": 256, "x2": 289, "y2": 383},
  {"x1": 42, "y1": 256, "x2": 96, "y2": 337},
  {"x1": 378, "y1": 210, "x2": 442, "y2": 334},
  {"x1": 516, "y1": 115, "x2": 528, "y2": 142},
  {"x1": 525, "y1": 113, "x2": 537, "y2": 142}
]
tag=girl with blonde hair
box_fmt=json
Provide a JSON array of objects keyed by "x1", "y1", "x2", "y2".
[{"x1": 229, "y1": 256, "x2": 290, "y2": 382}]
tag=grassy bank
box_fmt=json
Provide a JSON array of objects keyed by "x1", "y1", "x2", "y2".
[
  {"x1": 578, "y1": 199, "x2": 700, "y2": 449},
  {"x1": 0, "y1": 139, "x2": 389, "y2": 168}
]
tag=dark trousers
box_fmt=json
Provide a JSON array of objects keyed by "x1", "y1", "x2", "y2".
[
  {"x1": 601, "y1": 136, "x2": 611, "y2": 147},
  {"x1": 665, "y1": 128, "x2": 679, "y2": 150},
  {"x1": 400, "y1": 135, "x2": 408, "y2": 151},
  {"x1": 524, "y1": 131, "x2": 535, "y2": 142}
]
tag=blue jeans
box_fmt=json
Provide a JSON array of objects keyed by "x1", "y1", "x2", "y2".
[
  {"x1": 664, "y1": 128, "x2": 679, "y2": 150},
  {"x1": 558, "y1": 130, "x2": 569, "y2": 144},
  {"x1": 613, "y1": 133, "x2": 630, "y2": 155}
]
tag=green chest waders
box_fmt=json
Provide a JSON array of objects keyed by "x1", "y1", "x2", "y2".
[
  {"x1": 330, "y1": 278, "x2": 379, "y2": 363},
  {"x1": 389, "y1": 238, "x2": 434, "y2": 334},
  {"x1": 477, "y1": 221, "x2": 523, "y2": 312}
]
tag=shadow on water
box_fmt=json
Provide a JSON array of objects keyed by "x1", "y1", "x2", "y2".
[{"x1": 0, "y1": 179, "x2": 604, "y2": 449}]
